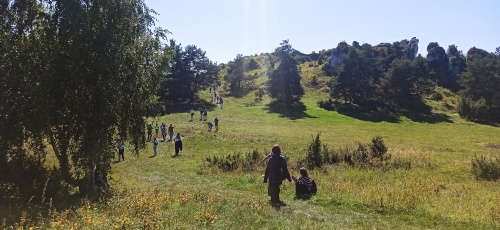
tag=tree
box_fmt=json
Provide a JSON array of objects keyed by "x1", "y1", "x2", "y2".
[
  {"x1": 0, "y1": 0, "x2": 171, "y2": 198},
  {"x1": 267, "y1": 40, "x2": 304, "y2": 107},
  {"x1": 330, "y1": 49, "x2": 377, "y2": 108},
  {"x1": 158, "y1": 41, "x2": 218, "y2": 103},
  {"x1": 458, "y1": 54, "x2": 500, "y2": 122},
  {"x1": 245, "y1": 58, "x2": 260, "y2": 71},
  {"x1": 224, "y1": 54, "x2": 245, "y2": 96},
  {"x1": 379, "y1": 56, "x2": 432, "y2": 111}
]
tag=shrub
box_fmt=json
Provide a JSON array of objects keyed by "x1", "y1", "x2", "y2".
[
  {"x1": 317, "y1": 98, "x2": 335, "y2": 111},
  {"x1": 205, "y1": 149, "x2": 262, "y2": 172},
  {"x1": 369, "y1": 136, "x2": 388, "y2": 158},
  {"x1": 430, "y1": 92, "x2": 443, "y2": 101},
  {"x1": 299, "y1": 134, "x2": 395, "y2": 170},
  {"x1": 471, "y1": 155, "x2": 500, "y2": 181},
  {"x1": 458, "y1": 96, "x2": 490, "y2": 122},
  {"x1": 304, "y1": 134, "x2": 327, "y2": 169},
  {"x1": 254, "y1": 88, "x2": 265, "y2": 102}
]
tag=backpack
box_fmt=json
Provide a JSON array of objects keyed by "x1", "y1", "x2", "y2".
[
  {"x1": 153, "y1": 139, "x2": 158, "y2": 146},
  {"x1": 309, "y1": 180, "x2": 317, "y2": 194}
]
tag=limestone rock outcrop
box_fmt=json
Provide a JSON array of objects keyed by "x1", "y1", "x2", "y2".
[
  {"x1": 447, "y1": 45, "x2": 466, "y2": 76},
  {"x1": 466, "y1": 47, "x2": 490, "y2": 62},
  {"x1": 329, "y1": 41, "x2": 349, "y2": 66},
  {"x1": 426, "y1": 42, "x2": 447, "y2": 63},
  {"x1": 402, "y1": 37, "x2": 419, "y2": 60}
]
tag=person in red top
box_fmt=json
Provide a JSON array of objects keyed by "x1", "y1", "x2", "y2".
[{"x1": 168, "y1": 124, "x2": 175, "y2": 141}]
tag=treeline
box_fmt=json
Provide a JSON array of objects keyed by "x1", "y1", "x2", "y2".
[
  {"x1": 320, "y1": 40, "x2": 500, "y2": 123},
  {"x1": 222, "y1": 38, "x2": 499, "y2": 123}
]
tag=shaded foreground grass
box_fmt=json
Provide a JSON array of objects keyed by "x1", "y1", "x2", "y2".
[{"x1": 4, "y1": 90, "x2": 500, "y2": 229}]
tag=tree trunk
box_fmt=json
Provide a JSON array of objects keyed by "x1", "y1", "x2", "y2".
[{"x1": 48, "y1": 133, "x2": 79, "y2": 187}]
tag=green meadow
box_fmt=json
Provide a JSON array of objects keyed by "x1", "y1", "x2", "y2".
[{"x1": 7, "y1": 63, "x2": 500, "y2": 229}]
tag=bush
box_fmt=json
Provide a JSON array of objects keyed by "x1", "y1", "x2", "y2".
[
  {"x1": 299, "y1": 134, "x2": 396, "y2": 170},
  {"x1": 205, "y1": 149, "x2": 262, "y2": 172},
  {"x1": 471, "y1": 155, "x2": 500, "y2": 181},
  {"x1": 303, "y1": 134, "x2": 327, "y2": 169},
  {"x1": 254, "y1": 88, "x2": 265, "y2": 102},
  {"x1": 458, "y1": 96, "x2": 490, "y2": 122},
  {"x1": 317, "y1": 98, "x2": 335, "y2": 111},
  {"x1": 430, "y1": 92, "x2": 443, "y2": 101},
  {"x1": 369, "y1": 136, "x2": 388, "y2": 158}
]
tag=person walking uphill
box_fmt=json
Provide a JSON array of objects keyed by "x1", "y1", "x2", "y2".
[
  {"x1": 147, "y1": 123, "x2": 153, "y2": 141},
  {"x1": 117, "y1": 143, "x2": 125, "y2": 161},
  {"x1": 153, "y1": 138, "x2": 159, "y2": 156},
  {"x1": 214, "y1": 117, "x2": 219, "y2": 132},
  {"x1": 264, "y1": 144, "x2": 291, "y2": 208},
  {"x1": 168, "y1": 124, "x2": 175, "y2": 141}
]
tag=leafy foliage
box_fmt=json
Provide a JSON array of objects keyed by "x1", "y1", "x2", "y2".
[
  {"x1": 0, "y1": 0, "x2": 170, "y2": 197},
  {"x1": 205, "y1": 149, "x2": 262, "y2": 172},
  {"x1": 458, "y1": 54, "x2": 500, "y2": 123},
  {"x1": 379, "y1": 56, "x2": 433, "y2": 111},
  {"x1": 224, "y1": 54, "x2": 246, "y2": 96},
  {"x1": 158, "y1": 40, "x2": 219, "y2": 103},
  {"x1": 330, "y1": 49, "x2": 378, "y2": 108},
  {"x1": 471, "y1": 155, "x2": 500, "y2": 181},
  {"x1": 267, "y1": 40, "x2": 304, "y2": 107},
  {"x1": 299, "y1": 134, "x2": 401, "y2": 170}
]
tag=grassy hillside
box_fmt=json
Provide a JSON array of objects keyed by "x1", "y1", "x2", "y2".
[{"x1": 6, "y1": 59, "x2": 500, "y2": 229}]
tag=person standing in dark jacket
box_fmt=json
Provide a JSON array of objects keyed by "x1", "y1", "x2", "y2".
[
  {"x1": 174, "y1": 133, "x2": 183, "y2": 157},
  {"x1": 264, "y1": 144, "x2": 291, "y2": 207}
]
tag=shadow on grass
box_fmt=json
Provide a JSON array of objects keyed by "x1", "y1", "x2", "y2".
[
  {"x1": 161, "y1": 98, "x2": 217, "y2": 115},
  {"x1": 264, "y1": 101, "x2": 317, "y2": 120},
  {"x1": 322, "y1": 101, "x2": 454, "y2": 124},
  {"x1": 402, "y1": 112, "x2": 455, "y2": 124},
  {"x1": 335, "y1": 106, "x2": 401, "y2": 123}
]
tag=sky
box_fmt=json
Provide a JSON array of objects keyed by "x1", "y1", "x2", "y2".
[{"x1": 144, "y1": 0, "x2": 499, "y2": 64}]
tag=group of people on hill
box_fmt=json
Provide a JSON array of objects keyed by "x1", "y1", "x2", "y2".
[
  {"x1": 147, "y1": 122, "x2": 176, "y2": 142},
  {"x1": 143, "y1": 121, "x2": 183, "y2": 157},
  {"x1": 114, "y1": 87, "x2": 316, "y2": 208}
]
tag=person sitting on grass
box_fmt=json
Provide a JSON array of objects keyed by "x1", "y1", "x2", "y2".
[{"x1": 292, "y1": 167, "x2": 317, "y2": 199}]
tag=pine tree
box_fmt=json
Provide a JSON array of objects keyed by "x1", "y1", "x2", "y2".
[{"x1": 267, "y1": 40, "x2": 304, "y2": 107}]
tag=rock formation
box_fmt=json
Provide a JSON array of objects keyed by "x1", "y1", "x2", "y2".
[
  {"x1": 329, "y1": 41, "x2": 349, "y2": 66},
  {"x1": 403, "y1": 37, "x2": 419, "y2": 60},
  {"x1": 352, "y1": 41, "x2": 361, "y2": 49},
  {"x1": 466, "y1": 47, "x2": 490, "y2": 62},
  {"x1": 426, "y1": 42, "x2": 447, "y2": 63},
  {"x1": 446, "y1": 45, "x2": 466, "y2": 76}
]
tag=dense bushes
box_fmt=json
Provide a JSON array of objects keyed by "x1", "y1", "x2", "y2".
[
  {"x1": 205, "y1": 149, "x2": 262, "y2": 172},
  {"x1": 471, "y1": 155, "x2": 500, "y2": 181},
  {"x1": 458, "y1": 97, "x2": 490, "y2": 123},
  {"x1": 300, "y1": 133, "x2": 410, "y2": 170}
]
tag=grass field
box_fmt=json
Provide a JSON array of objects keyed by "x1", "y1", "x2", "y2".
[{"x1": 6, "y1": 64, "x2": 500, "y2": 229}]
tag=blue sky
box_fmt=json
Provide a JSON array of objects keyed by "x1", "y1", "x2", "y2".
[{"x1": 145, "y1": 0, "x2": 499, "y2": 64}]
